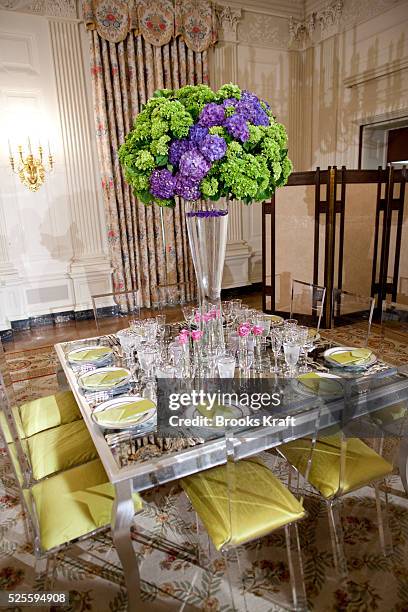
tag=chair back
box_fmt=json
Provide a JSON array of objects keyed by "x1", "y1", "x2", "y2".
[
  {"x1": 381, "y1": 301, "x2": 408, "y2": 365},
  {"x1": 290, "y1": 279, "x2": 326, "y2": 330},
  {"x1": 91, "y1": 289, "x2": 141, "y2": 332},
  {"x1": 154, "y1": 281, "x2": 197, "y2": 322},
  {"x1": 332, "y1": 289, "x2": 375, "y2": 346}
]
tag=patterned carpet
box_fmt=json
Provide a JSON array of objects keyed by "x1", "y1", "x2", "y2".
[{"x1": 0, "y1": 327, "x2": 408, "y2": 611}]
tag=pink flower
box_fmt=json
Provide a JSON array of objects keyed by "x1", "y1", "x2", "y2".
[
  {"x1": 191, "y1": 330, "x2": 204, "y2": 341},
  {"x1": 208, "y1": 309, "x2": 220, "y2": 320},
  {"x1": 238, "y1": 323, "x2": 252, "y2": 337},
  {"x1": 202, "y1": 313, "x2": 211, "y2": 323},
  {"x1": 194, "y1": 312, "x2": 202, "y2": 323},
  {"x1": 252, "y1": 325, "x2": 263, "y2": 336},
  {"x1": 178, "y1": 329, "x2": 190, "y2": 345}
]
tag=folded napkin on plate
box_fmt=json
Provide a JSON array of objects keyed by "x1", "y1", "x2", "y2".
[
  {"x1": 83, "y1": 369, "x2": 128, "y2": 388},
  {"x1": 95, "y1": 399, "x2": 155, "y2": 424},
  {"x1": 330, "y1": 348, "x2": 372, "y2": 365},
  {"x1": 69, "y1": 347, "x2": 112, "y2": 362},
  {"x1": 197, "y1": 403, "x2": 236, "y2": 420},
  {"x1": 298, "y1": 372, "x2": 342, "y2": 394}
]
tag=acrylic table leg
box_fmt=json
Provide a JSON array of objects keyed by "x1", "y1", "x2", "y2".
[
  {"x1": 398, "y1": 435, "x2": 408, "y2": 496},
  {"x1": 111, "y1": 480, "x2": 142, "y2": 612}
]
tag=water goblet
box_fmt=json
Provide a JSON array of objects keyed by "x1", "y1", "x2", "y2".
[
  {"x1": 137, "y1": 348, "x2": 157, "y2": 380},
  {"x1": 284, "y1": 318, "x2": 298, "y2": 330},
  {"x1": 302, "y1": 336, "x2": 315, "y2": 373},
  {"x1": 283, "y1": 340, "x2": 301, "y2": 377},
  {"x1": 217, "y1": 356, "x2": 236, "y2": 378}
]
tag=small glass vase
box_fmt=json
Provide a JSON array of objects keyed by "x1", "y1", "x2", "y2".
[{"x1": 184, "y1": 199, "x2": 228, "y2": 353}]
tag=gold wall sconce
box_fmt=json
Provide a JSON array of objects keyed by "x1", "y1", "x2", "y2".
[{"x1": 8, "y1": 138, "x2": 54, "y2": 192}]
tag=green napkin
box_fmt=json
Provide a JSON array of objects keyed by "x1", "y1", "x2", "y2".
[
  {"x1": 330, "y1": 348, "x2": 372, "y2": 365},
  {"x1": 69, "y1": 347, "x2": 112, "y2": 362},
  {"x1": 298, "y1": 372, "x2": 342, "y2": 394},
  {"x1": 83, "y1": 369, "x2": 129, "y2": 389},
  {"x1": 197, "y1": 403, "x2": 236, "y2": 420},
  {"x1": 95, "y1": 399, "x2": 155, "y2": 424}
]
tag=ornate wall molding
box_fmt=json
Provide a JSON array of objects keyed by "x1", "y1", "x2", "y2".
[
  {"x1": 238, "y1": 12, "x2": 290, "y2": 48},
  {"x1": 289, "y1": 0, "x2": 343, "y2": 47},
  {"x1": 0, "y1": 0, "x2": 77, "y2": 18}
]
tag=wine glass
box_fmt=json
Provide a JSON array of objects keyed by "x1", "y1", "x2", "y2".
[
  {"x1": 296, "y1": 326, "x2": 309, "y2": 373},
  {"x1": 137, "y1": 348, "x2": 157, "y2": 380},
  {"x1": 270, "y1": 327, "x2": 283, "y2": 373},
  {"x1": 238, "y1": 348, "x2": 253, "y2": 378}
]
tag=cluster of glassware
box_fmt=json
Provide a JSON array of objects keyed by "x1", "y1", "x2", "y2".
[{"x1": 109, "y1": 301, "x2": 316, "y2": 382}]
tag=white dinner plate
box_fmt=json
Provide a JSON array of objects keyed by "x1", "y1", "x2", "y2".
[
  {"x1": 92, "y1": 395, "x2": 156, "y2": 430},
  {"x1": 292, "y1": 372, "x2": 343, "y2": 397},
  {"x1": 67, "y1": 345, "x2": 113, "y2": 365},
  {"x1": 78, "y1": 366, "x2": 131, "y2": 391},
  {"x1": 323, "y1": 346, "x2": 376, "y2": 370}
]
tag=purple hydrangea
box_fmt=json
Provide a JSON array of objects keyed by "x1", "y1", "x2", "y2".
[
  {"x1": 169, "y1": 138, "x2": 191, "y2": 166},
  {"x1": 199, "y1": 134, "x2": 227, "y2": 162},
  {"x1": 189, "y1": 125, "x2": 208, "y2": 146},
  {"x1": 224, "y1": 114, "x2": 250, "y2": 142},
  {"x1": 174, "y1": 173, "x2": 201, "y2": 200},
  {"x1": 222, "y1": 98, "x2": 238, "y2": 109},
  {"x1": 236, "y1": 91, "x2": 269, "y2": 126},
  {"x1": 198, "y1": 102, "x2": 225, "y2": 127},
  {"x1": 149, "y1": 168, "x2": 176, "y2": 199},
  {"x1": 179, "y1": 148, "x2": 211, "y2": 181}
]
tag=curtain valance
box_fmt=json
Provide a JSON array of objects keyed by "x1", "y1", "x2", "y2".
[{"x1": 83, "y1": 0, "x2": 218, "y2": 52}]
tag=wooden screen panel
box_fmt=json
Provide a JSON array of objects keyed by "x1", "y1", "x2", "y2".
[
  {"x1": 274, "y1": 185, "x2": 316, "y2": 313},
  {"x1": 341, "y1": 183, "x2": 378, "y2": 297}
]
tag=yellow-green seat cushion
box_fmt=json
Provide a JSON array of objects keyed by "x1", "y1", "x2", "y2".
[
  {"x1": 371, "y1": 402, "x2": 407, "y2": 427},
  {"x1": 181, "y1": 458, "x2": 305, "y2": 551},
  {"x1": 28, "y1": 420, "x2": 98, "y2": 481},
  {"x1": 30, "y1": 459, "x2": 143, "y2": 552},
  {"x1": 20, "y1": 391, "x2": 81, "y2": 437},
  {"x1": 0, "y1": 406, "x2": 25, "y2": 444},
  {"x1": 279, "y1": 435, "x2": 393, "y2": 499}
]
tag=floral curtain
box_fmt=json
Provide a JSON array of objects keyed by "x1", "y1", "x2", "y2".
[{"x1": 86, "y1": 0, "x2": 216, "y2": 305}]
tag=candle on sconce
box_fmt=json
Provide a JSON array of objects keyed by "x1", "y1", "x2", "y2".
[
  {"x1": 27, "y1": 137, "x2": 32, "y2": 155},
  {"x1": 8, "y1": 139, "x2": 12, "y2": 157}
]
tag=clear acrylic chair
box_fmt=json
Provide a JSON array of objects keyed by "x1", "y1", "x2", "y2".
[
  {"x1": 153, "y1": 281, "x2": 197, "y2": 322},
  {"x1": 0, "y1": 340, "x2": 97, "y2": 486},
  {"x1": 0, "y1": 370, "x2": 143, "y2": 581},
  {"x1": 332, "y1": 289, "x2": 375, "y2": 347},
  {"x1": 366, "y1": 300, "x2": 408, "y2": 494},
  {"x1": 278, "y1": 397, "x2": 394, "y2": 577},
  {"x1": 92, "y1": 289, "x2": 142, "y2": 332},
  {"x1": 181, "y1": 423, "x2": 308, "y2": 611},
  {"x1": 290, "y1": 279, "x2": 326, "y2": 331}
]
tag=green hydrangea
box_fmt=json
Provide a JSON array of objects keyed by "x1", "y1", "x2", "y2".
[
  {"x1": 247, "y1": 125, "x2": 264, "y2": 146},
  {"x1": 261, "y1": 137, "x2": 281, "y2": 161},
  {"x1": 150, "y1": 135, "x2": 170, "y2": 157},
  {"x1": 134, "y1": 150, "x2": 155, "y2": 171},
  {"x1": 216, "y1": 83, "x2": 241, "y2": 100},
  {"x1": 201, "y1": 176, "x2": 219, "y2": 198}
]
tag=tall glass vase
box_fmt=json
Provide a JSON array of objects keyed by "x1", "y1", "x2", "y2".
[{"x1": 185, "y1": 199, "x2": 228, "y2": 352}]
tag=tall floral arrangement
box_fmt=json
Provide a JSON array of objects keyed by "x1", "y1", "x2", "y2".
[{"x1": 118, "y1": 83, "x2": 292, "y2": 206}]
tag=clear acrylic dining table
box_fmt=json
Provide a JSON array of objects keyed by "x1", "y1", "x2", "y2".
[{"x1": 55, "y1": 335, "x2": 408, "y2": 612}]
